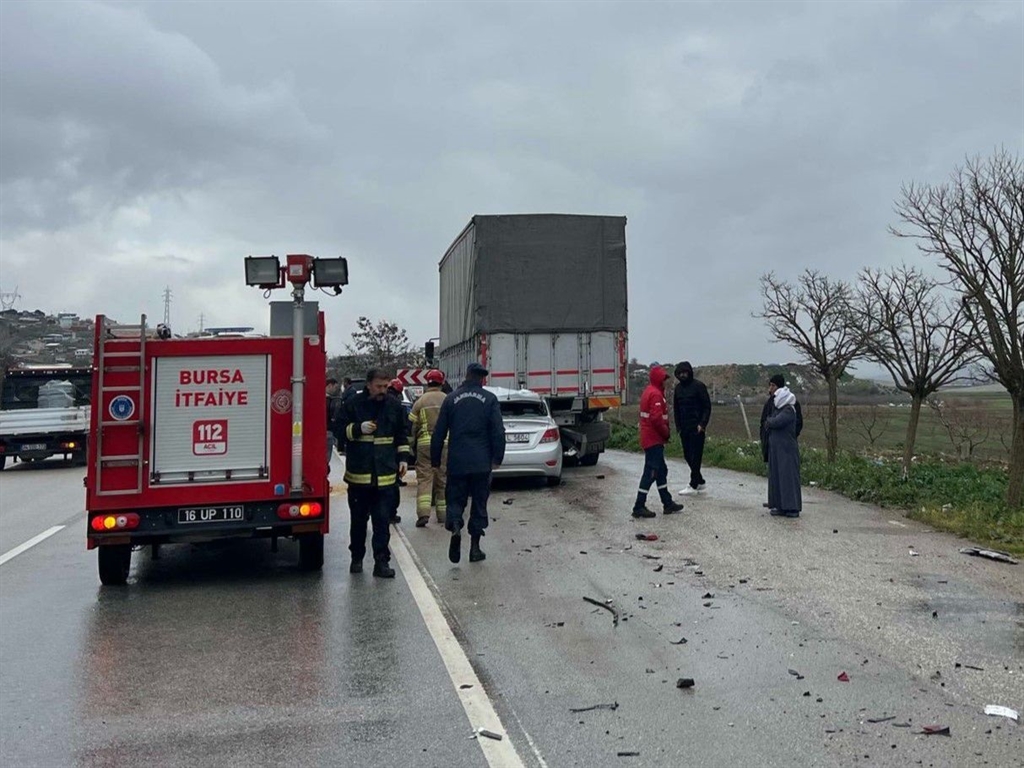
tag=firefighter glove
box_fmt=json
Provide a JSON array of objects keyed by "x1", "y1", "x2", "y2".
[
  {"x1": 398, "y1": 461, "x2": 408, "y2": 478},
  {"x1": 360, "y1": 420, "x2": 377, "y2": 435}
]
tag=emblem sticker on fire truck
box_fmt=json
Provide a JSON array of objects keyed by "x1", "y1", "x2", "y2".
[
  {"x1": 151, "y1": 355, "x2": 269, "y2": 483},
  {"x1": 109, "y1": 395, "x2": 135, "y2": 421}
]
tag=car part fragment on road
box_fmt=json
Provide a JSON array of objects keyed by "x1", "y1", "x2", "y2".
[
  {"x1": 837, "y1": 671, "x2": 850, "y2": 682},
  {"x1": 569, "y1": 702, "x2": 619, "y2": 713},
  {"x1": 583, "y1": 596, "x2": 621, "y2": 627},
  {"x1": 654, "y1": 564, "x2": 664, "y2": 572},
  {"x1": 670, "y1": 637, "x2": 688, "y2": 645},
  {"x1": 635, "y1": 533, "x2": 658, "y2": 541},
  {"x1": 955, "y1": 662, "x2": 985, "y2": 671},
  {"x1": 867, "y1": 715, "x2": 896, "y2": 724},
  {"x1": 984, "y1": 705, "x2": 1019, "y2": 722},
  {"x1": 617, "y1": 752, "x2": 640, "y2": 758},
  {"x1": 476, "y1": 728, "x2": 503, "y2": 741},
  {"x1": 788, "y1": 669, "x2": 805, "y2": 680},
  {"x1": 920, "y1": 725, "x2": 950, "y2": 736},
  {"x1": 959, "y1": 547, "x2": 1019, "y2": 564},
  {"x1": 675, "y1": 678, "x2": 695, "y2": 689}
]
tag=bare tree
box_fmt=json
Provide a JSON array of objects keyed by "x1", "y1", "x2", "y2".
[
  {"x1": 892, "y1": 150, "x2": 1024, "y2": 506},
  {"x1": 847, "y1": 404, "x2": 893, "y2": 449},
  {"x1": 345, "y1": 316, "x2": 415, "y2": 372},
  {"x1": 757, "y1": 270, "x2": 863, "y2": 462},
  {"x1": 928, "y1": 398, "x2": 991, "y2": 460},
  {"x1": 849, "y1": 265, "x2": 981, "y2": 478}
]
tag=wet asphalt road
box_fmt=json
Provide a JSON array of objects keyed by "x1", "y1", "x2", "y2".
[{"x1": 1, "y1": 451, "x2": 1021, "y2": 767}]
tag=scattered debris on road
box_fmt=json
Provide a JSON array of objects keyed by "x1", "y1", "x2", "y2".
[
  {"x1": 920, "y1": 725, "x2": 950, "y2": 736},
  {"x1": 908, "y1": 547, "x2": 920, "y2": 556},
  {"x1": 477, "y1": 728, "x2": 504, "y2": 741},
  {"x1": 702, "y1": 592, "x2": 715, "y2": 599},
  {"x1": 788, "y1": 669, "x2": 805, "y2": 680},
  {"x1": 984, "y1": 705, "x2": 1019, "y2": 722},
  {"x1": 617, "y1": 751, "x2": 640, "y2": 758},
  {"x1": 570, "y1": 702, "x2": 619, "y2": 713},
  {"x1": 635, "y1": 533, "x2": 659, "y2": 541},
  {"x1": 837, "y1": 672, "x2": 850, "y2": 682},
  {"x1": 959, "y1": 547, "x2": 1019, "y2": 565},
  {"x1": 676, "y1": 678, "x2": 695, "y2": 689},
  {"x1": 867, "y1": 715, "x2": 896, "y2": 724},
  {"x1": 955, "y1": 662, "x2": 985, "y2": 671},
  {"x1": 654, "y1": 564, "x2": 664, "y2": 572},
  {"x1": 583, "y1": 596, "x2": 621, "y2": 627},
  {"x1": 502, "y1": 498, "x2": 514, "y2": 505},
  {"x1": 670, "y1": 637, "x2": 688, "y2": 645},
  {"x1": 460, "y1": 684, "x2": 474, "y2": 689}
]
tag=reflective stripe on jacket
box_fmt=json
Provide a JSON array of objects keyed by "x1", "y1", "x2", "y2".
[
  {"x1": 409, "y1": 388, "x2": 447, "y2": 446},
  {"x1": 336, "y1": 389, "x2": 412, "y2": 487}
]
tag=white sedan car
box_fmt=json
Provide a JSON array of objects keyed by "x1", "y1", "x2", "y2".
[{"x1": 487, "y1": 387, "x2": 562, "y2": 487}]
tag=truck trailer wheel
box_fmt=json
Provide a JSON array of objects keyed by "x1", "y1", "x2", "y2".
[
  {"x1": 0, "y1": 455, "x2": 6, "y2": 471},
  {"x1": 579, "y1": 453, "x2": 600, "y2": 467},
  {"x1": 298, "y1": 533, "x2": 324, "y2": 571},
  {"x1": 98, "y1": 545, "x2": 132, "y2": 586}
]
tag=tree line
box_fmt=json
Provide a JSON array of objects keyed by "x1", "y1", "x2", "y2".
[{"x1": 757, "y1": 149, "x2": 1023, "y2": 508}]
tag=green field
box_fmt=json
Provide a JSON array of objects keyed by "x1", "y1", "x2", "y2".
[{"x1": 605, "y1": 394, "x2": 1022, "y2": 555}]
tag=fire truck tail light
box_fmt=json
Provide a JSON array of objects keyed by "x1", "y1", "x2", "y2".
[
  {"x1": 90, "y1": 513, "x2": 140, "y2": 532},
  {"x1": 277, "y1": 502, "x2": 323, "y2": 520}
]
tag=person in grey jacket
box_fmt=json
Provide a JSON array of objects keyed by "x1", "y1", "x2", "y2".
[
  {"x1": 431, "y1": 363, "x2": 505, "y2": 564},
  {"x1": 765, "y1": 384, "x2": 802, "y2": 518}
]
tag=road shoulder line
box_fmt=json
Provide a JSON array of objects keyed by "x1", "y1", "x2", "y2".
[{"x1": 391, "y1": 526, "x2": 527, "y2": 768}]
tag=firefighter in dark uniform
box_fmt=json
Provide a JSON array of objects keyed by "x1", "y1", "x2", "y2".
[
  {"x1": 337, "y1": 368, "x2": 413, "y2": 578},
  {"x1": 431, "y1": 362, "x2": 505, "y2": 564}
]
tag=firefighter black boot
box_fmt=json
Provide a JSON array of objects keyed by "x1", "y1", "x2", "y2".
[
  {"x1": 373, "y1": 561, "x2": 395, "y2": 579},
  {"x1": 469, "y1": 534, "x2": 485, "y2": 563}
]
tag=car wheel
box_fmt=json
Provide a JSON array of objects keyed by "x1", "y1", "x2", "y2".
[{"x1": 546, "y1": 475, "x2": 562, "y2": 487}]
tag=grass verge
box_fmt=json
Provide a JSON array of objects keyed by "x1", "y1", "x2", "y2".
[{"x1": 607, "y1": 422, "x2": 1024, "y2": 556}]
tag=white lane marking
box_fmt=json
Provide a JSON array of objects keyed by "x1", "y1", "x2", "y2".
[
  {"x1": 391, "y1": 528, "x2": 528, "y2": 768},
  {"x1": 0, "y1": 526, "x2": 65, "y2": 566},
  {"x1": 888, "y1": 520, "x2": 908, "y2": 528}
]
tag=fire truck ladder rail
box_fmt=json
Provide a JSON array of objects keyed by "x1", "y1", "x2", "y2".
[{"x1": 94, "y1": 314, "x2": 147, "y2": 497}]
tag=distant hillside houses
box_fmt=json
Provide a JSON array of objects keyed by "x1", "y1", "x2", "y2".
[{"x1": 1, "y1": 309, "x2": 95, "y2": 368}]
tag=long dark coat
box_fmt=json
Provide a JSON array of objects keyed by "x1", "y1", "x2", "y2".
[{"x1": 766, "y1": 405, "x2": 802, "y2": 513}]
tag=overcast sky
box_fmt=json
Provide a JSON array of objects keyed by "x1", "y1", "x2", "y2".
[{"x1": 1, "y1": 0, "x2": 1021, "y2": 371}]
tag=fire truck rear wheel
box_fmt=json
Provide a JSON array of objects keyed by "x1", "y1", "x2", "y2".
[
  {"x1": 98, "y1": 545, "x2": 132, "y2": 586},
  {"x1": 298, "y1": 533, "x2": 324, "y2": 571}
]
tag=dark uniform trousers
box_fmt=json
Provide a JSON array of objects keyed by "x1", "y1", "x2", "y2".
[
  {"x1": 348, "y1": 485, "x2": 397, "y2": 564},
  {"x1": 446, "y1": 472, "x2": 491, "y2": 537}
]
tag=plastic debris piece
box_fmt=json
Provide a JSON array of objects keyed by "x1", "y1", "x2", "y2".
[
  {"x1": 959, "y1": 547, "x2": 1019, "y2": 564},
  {"x1": 654, "y1": 564, "x2": 664, "y2": 572},
  {"x1": 570, "y1": 702, "x2": 619, "y2": 713},
  {"x1": 477, "y1": 728, "x2": 503, "y2": 740},
  {"x1": 617, "y1": 752, "x2": 640, "y2": 758},
  {"x1": 583, "y1": 596, "x2": 620, "y2": 627},
  {"x1": 460, "y1": 684, "x2": 474, "y2": 689},
  {"x1": 868, "y1": 716, "x2": 896, "y2": 724},
  {"x1": 676, "y1": 678, "x2": 695, "y2": 689},
  {"x1": 788, "y1": 669, "x2": 805, "y2": 680},
  {"x1": 635, "y1": 533, "x2": 659, "y2": 541},
  {"x1": 837, "y1": 672, "x2": 850, "y2": 682},
  {"x1": 670, "y1": 637, "x2": 688, "y2": 645},
  {"x1": 702, "y1": 592, "x2": 715, "y2": 599},
  {"x1": 891, "y1": 723, "x2": 912, "y2": 728},
  {"x1": 984, "y1": 705, "x2": 1019, "y2": 722},
  {"x1": 502, "y1": 498, "x2": 514, "y2": 505},
  {"x1": 920, "y1": 725, "x2": 950, "y2": 736},
  {"x1": 702, "y1": 602, "x2": 712, "y2": 608},
  {"x1": 909, "y1": 548, "x2": 920, "y2": 556},
  {"x1": 956, "y1": 663, "x2": 984, "y2": 671}
]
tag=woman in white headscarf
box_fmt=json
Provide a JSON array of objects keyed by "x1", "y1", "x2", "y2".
[{"x1": 765, "y1": 384, "x2": 802, "y2": 518}]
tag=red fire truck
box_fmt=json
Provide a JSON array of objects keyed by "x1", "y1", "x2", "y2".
[{"x1": 85, "y1": 254, "x2": 348, "y2": 585}]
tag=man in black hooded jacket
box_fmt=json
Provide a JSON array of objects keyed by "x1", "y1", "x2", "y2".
[{"x1": 673, "y1": 361, "x2": 712, "y2": 494}]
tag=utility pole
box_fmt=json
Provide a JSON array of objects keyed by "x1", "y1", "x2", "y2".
[{"x1": 162, "y1": 287, "x2": 172, "y2": 326}]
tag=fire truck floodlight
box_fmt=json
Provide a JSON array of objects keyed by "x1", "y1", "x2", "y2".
[
  {"x1": 245, "y1": 256, "x2": 283, "y2": 288},
  {"x1": 312, "y1": 257, "x2": 349, "y2": 289}
]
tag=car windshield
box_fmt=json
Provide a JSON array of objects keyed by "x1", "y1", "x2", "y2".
[{"x1": 499, "y1": 400, "x2": 547, "y2": 418}]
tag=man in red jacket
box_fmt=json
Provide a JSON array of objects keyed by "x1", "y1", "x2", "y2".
[{"x1": 634, "y1": 366, "x2": 685, "y2": 518}]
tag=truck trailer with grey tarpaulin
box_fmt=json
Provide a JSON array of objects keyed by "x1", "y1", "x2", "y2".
[{"x1": 438, "y1": 214, "x2": 629, "y2": 466}]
